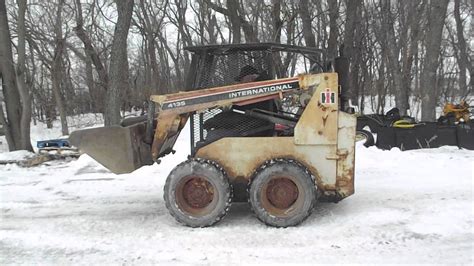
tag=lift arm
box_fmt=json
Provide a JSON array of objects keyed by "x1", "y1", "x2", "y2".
[
  {"x1": 151, "y1": 77, "x2": 299, "y2": 115},
  {"x1": 148, "y1": 77, "x2": 301, "y2": 160}
]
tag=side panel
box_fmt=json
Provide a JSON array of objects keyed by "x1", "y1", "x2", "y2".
[
  {"x1": 336, "y1": 112, "x2": 357, "y2": 198},
  {"x1": 294, "y1": 73, "x2": 339, "y2": 145},
  {"x1": 195, "y1": 137, "x2": 337, "y2": 191}
]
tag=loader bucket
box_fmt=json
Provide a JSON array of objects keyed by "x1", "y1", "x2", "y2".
[{"x1": 69, "y1": 122, "x2": 154, "y2": 174}]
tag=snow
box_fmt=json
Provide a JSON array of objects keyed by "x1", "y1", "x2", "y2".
[
  {"x1": 0, "y1": 150, "x2": 35, "y2": 161},
  {"x1": 1, "y1": 119, "x2": 473, "y2": 264}
]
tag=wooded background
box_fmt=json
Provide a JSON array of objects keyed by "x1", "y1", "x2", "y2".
[{"x1": 0, "y1": 0, "x2": 472, "y2": 151}]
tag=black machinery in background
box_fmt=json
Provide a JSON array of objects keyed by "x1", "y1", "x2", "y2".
[{"x1": 356, "y1": 102, "x2": 474, "y2": 151}]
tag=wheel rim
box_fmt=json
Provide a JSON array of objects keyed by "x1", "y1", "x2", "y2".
[
  {"x1": 261, "y1": 176, "x2": 302, "y2": 217},
  {"x1": 183, "y1": 177, "x2": 214, "y2": 208},
  {"x1": 266, "y1": 177, "x2": 299, "y2": 209},
  {"x1": 176, "y1": 175, "x2": 217, "y2": 216}
]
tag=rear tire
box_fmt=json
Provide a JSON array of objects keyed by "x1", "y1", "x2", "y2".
[
  {"x1": 164, "y1": 158, "x2": 232, "y2": 227},
  {"x1": 356, "y1": 129, "x2": 375, "y2": 147},
  {"x1": 249, "y1": 159, "x2": 317, "y2": 227}
]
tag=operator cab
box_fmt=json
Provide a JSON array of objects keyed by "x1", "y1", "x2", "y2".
[{"x1": 183, "y1": 43, "x2": 345, "y2": 155}]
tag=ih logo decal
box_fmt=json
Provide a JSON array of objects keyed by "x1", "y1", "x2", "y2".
[{"x1": 321, "y1": 88, "x2": 335, "y2": 104}]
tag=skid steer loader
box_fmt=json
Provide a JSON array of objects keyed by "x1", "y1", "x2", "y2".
[{"x1": 70, "y1": 43, "x2": 356, "y2": 227}]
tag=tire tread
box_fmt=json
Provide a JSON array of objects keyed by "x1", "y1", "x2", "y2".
[{"x1": 164, "y1": 158, "x2": 232, "y2": 227}]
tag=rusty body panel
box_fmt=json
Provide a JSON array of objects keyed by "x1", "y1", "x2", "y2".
[
  {"x1": 294, "y1": 74, "x2": 339, "y2": 145},
  {"x1": 335, "y1": 112, "x2": 357, "y2": 197},
  {"x1": 150, "y1": 114, "x2": 188, "y2": 160},
  {"x1": 196, "y1": 137, "x2": 336, "y2": 187},
  {"x1": 195, "y1": 73, "x2": 356, "y2": 200}
]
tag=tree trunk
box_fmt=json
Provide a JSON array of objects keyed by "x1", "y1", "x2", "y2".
[
  {"x1": 454, "y1": 0, "x2": 470, "y2": 97},
  {"x1": 0, "y1": 0, "x2": 23, "y2": 151},
  {"x1": 227, "y1": 0, "x2": 242, "y2": 43},
  {"x1": 0, "y1": 101, "x2": 15, "y2": 151},
  {"x1": 420, "y1": 0, "x2": 449, "y2": 121},
  {"x1": 84, "y1": 55, "x2": 99, "y2": 112},
  {"x1": 52, "y1": 0, "x2": 69, "y2": 136},
  {"x1": 351, "y1": 18, "x2": 362, "y2": 109},
  {"x1": 74, "y1": 0, "x2": 109, "y2": 114},
  {"x1": 204, "y1": 0, "x2": 257, "y2": 43},
  {"x1": 104, "y1": 0, "x2": 133, "y2": 126},
  {"x1": 383, "y1": 0, "x2": 408, "y2": 115},
  {"x1": 327, "y1": 0, "x2": 339, "y2": 59},
  {"x1": 342, "y1": 0, "x2": 362, "y2": 106},
  {"x1": 15, "y1": 0, "x2": 33, "y2": 150},
  {"x1": 401, "y1": 1, "x2": 423, "y2": 116},
  {"x1": 271, "y1": 0, "x2": 282, "y2": 43},
  {"x1": 299, "y1": 0, "x2": 317, "y2": 49},
  {"x1": 139, "y1": 0, "x2": 162, "y2": 95}
]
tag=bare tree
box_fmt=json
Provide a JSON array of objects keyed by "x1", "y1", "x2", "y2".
[
  {"x1": 74, "y1": 0, "x2": 109, "y2": 114},
  {"x1": 420, "y1": 0, "x2": 449, "y2": 121},
  {"x1": 0, "y1": 0, "x2": 32, "y2": 151},
  {"x1": 15, "y1": 0, "x2": 33, "y2": 149},
  {"x1": 453, "y1": 0, "x2": 472, "y2": 98},
  {"x1": 104, "y1": 0, "x2": 134, "y2": 126},
  {"x1": 382, "y1": 0, "x2": 409, "y2": 115},
  {"x1": 342, "y1": 0, "x2": 363, "y2": 106},
  {"x1": 298, "y1": 0, "x2": 316, "y2": 49},
  {"x1": 327, "y1": 0, "x2": 339, "y2": 59},
  {"x1": 204, "y1": 0, "x2": 258, "y2": 43},
  {"x1": 52, "y1": 0, "x2": 69, "y2": 135},
  {"x1": 133, "y1": 0, "x2": 164, "y2": 94}
]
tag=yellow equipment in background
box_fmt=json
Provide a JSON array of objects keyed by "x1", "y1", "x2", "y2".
[{"x1": 443, "y1": 101, "x2": 470, "y2": 123}]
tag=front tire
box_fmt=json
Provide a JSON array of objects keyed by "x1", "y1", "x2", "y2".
[
  {"x1": 249, "y1": 159, "x2": 317, "y2": 227},
  {"x1": 164, "y1": 158, "x2": 232, "y2": 227},
  {"x1": 356, "y1": 129, "x2": 375, "y2": 147}
]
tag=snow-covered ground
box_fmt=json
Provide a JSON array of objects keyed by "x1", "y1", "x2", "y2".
[{"x1": 1, "y1": 119, "x2": 473, "y2": 264}]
